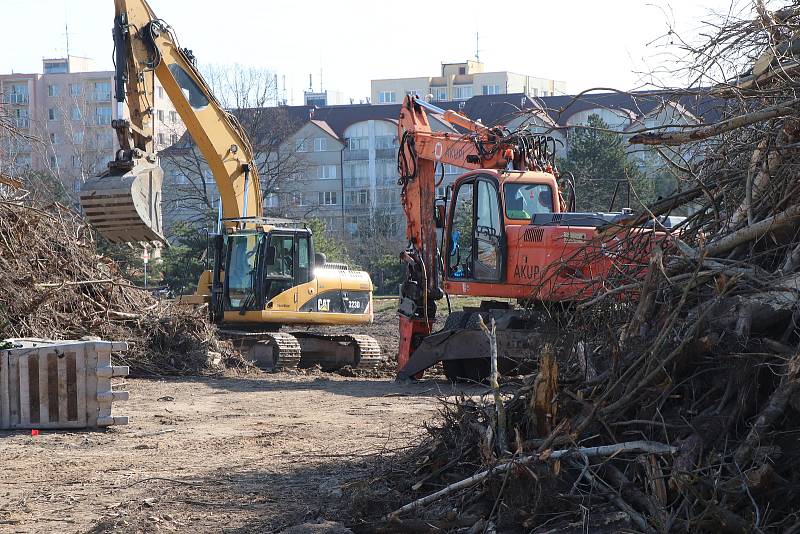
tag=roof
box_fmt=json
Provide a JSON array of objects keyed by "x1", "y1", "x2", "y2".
[
  {"x1": 161, "y1": 90, "x2": 723, "y2": 154},
  {"x1": 309, "y1": 119, "x2": 340, "y2": 140},
  {"x1": 536, "y1": 89, "x2": 723, "y2": 127},
  {"x1": 309, "y1": 104, "x2": 402, "y2": 138}
]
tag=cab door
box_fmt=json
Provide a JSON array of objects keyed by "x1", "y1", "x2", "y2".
[
  {"x1": 263, "y1": 233, "x2": 297, "y2": 309},
  {"x1": 446, "y1": 174, "x2": 504, "y2": 282}
]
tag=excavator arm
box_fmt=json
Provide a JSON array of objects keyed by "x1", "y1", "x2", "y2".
[
  {"x1": 395, "y1": 96, "x2": 517, "y2": 370},
  {"x1": 81, "y1": 0, "x2": 263, "y2": 243}
]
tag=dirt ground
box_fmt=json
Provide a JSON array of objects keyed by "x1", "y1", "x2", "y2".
[{"x1": 0, "y1": 372, "x2": 470, "y2": 533}]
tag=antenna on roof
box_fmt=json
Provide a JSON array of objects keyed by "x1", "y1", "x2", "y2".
[
  {"x1": 475, "y1": 32, "x2": 480, "y2": 62},
  {"x1": 308, "y1": 74, "x2": 313, "y2": 92}
]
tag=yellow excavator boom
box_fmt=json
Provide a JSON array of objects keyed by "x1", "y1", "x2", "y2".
[{"x1": 80, "y1": 0, "x2": 262, "y2": 242}]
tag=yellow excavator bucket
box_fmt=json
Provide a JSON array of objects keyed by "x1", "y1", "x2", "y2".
[{"x1": 79, "y1": 160, "x2": 166, "y2": 244}]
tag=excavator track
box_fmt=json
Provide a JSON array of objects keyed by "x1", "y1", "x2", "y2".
[
  {"x1": 290, "y1": 332, "x2": 383, "y2": 370},
  {"x1": 218, "y1": 329, "x2": 301, "y2": 371},
  {"x1": 257, "y1": 332, "x2": 302, "y2": 370}
]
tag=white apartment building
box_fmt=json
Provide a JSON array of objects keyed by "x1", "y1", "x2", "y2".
[
  {"x1": 371, "y1": 60, "x2": 567, "y2": 105},
  {"x1": 0, "y1": 56, "x2": 185, "y2": 195}
]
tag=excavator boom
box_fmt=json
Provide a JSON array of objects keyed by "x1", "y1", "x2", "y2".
[{"x1": 80, "y1": 0, "x2": 262, "y2": 243}]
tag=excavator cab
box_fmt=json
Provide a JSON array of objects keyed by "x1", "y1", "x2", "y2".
[{"x1": 80, "y1": 159, "x2": 166, "y2": 244}]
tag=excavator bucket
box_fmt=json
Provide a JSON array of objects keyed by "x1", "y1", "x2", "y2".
[{"x1": 79, "y1": 160, "x2": 166, "y2": 244}]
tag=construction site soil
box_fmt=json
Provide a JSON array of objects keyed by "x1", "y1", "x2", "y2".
[{"x1": 0, "y1": 373, "x2": 471, "y2": 533}]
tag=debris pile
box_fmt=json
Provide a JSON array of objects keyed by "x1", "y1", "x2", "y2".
[
  {"x1": 0, "y1": 197, "x2": 248, "y2": 375},
  {"x1": 348, "y1": 4, "x2": 800, "y2": 532}
]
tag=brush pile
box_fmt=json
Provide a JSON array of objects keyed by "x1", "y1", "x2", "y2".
[
  {"x1": 350, "y1": 4, "x2": 800, "y2": 532},
  {"x1": 0, "y1": 195, "x2": 247, "y2": 375}
]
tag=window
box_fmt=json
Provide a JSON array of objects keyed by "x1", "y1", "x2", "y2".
[
  {"x1": 317, "y1": 165, "x2": 337, "y2": 180},
  {"x1": 157, "y1": 133, "x2": 166, "y2": 145},
  {"x1": 347, "y1": 137, "x2": 368, "y2": 150},
  {"x1": 93, "y1": 81, "x2": 111, "y2": 101},
  {"x1": 95, "y1": 106, "x2": 112, "y2": 125},
  {"x1": 345, "y1": 215, "x2": 359, "y2": 235},
  {"x1": 431, "y1": 87, "x2": 447, "y2": 101},
  {"x1": 475, "y1": 180, "x2": 502, "y2": 280},
  {"x1": 458, "y1": 67, "x2": 466, "y2": 75},
  {"x1": 69, "y1": 83, "x2": 81, "y2": 96},
  {"x1": 49, "y1": 132, "x2": 56, "y2": 144},
  {"x1": 171, "y1": 133, "x2": 179, "y2": 145},
  {"x1": 319, "y1": 191, "x2": 337, "y2": 205},
  {"x1": 48, "y1": 84, "x2": 59, "y2": 97},
  {"x1": 453, "y1": 85, "x2": 473, "y2": 100},
  {"x1": 375, "y1": 135, "x2": 396, "y2": 150},
  {"x1": 265, "y1": 193, "x2": 280, "y2": 208},
  {"x1": 49, "y1": 155, "x2": 58, "y2": 168},
  {"x1": 450, "y1": 183, "x2": 474, "y2": 278},
  {"x1": 297, "y1": 235, "x2": 311, "y2": 285},
  {"x1": 43, "y1": 60, "x2": 68, "y2": 74},
  {"x1": 314, "y1": 138, "x2": 327, "y2": 152},
  {"x1": 226, "y1": 233, "x2": 262, "y2": 309},
  {"x1": 71, "y1": 106, "x2": 82, "y2": 121},
  {"x1": 504, "y1": 183, "x2": 553, "y2": 219},
  {"x1": 74, "y1": 130, "x2": 84, "y2": 144},
  {"x1": 291, "y1": 191, "x2": 306, "y2": 206},
  {"x1": 346, "y1": 189, "x2": 369, "y2": 205},
  {"x1": 157, "y1": 110, "x2": 164, "y2": 121},
  {"x1": 482, "y1": 84, "x2": 501, "y2": 95},
  {"x1": 378, "y1": 91, "x2": 396, "y2": 104},
  {"x1": 72, "y1": 155, "x2": 81, "y2": 168},
  {"x1": 157, "y1": 86, "x2": 165, "y2": 99},
  {"x1": 296, "y1": 139, "x2": 307, "y2": 152},
  {"x1": 48, "y1": 108, "x2": 59, "y2": 121},
  {"x1": 169, "y1": 111, "x2": 177, "y2": 123}
]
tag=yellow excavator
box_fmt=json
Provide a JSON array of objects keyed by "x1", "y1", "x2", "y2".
[{"x1": 80, "y1": 0, "x2": 381, "y2": 370}]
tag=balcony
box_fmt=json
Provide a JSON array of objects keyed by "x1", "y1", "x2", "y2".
[
  {"x1": 376, "y1": 148, "x2": 396, "y2": 161},
  {"x1": 94, "y1": 116, "x2": 112, "y2": 126},
  {"x1": 2, "y1": 93, "x2": 29, "y2": 105},
  {"x1": 343, "y1": 149, "x2": 369, "y2": 161},
  {"x1": 92, "y1": 91, "x2": 112, "y2": 102},
  {"x1": 12, "y1": 117, "x2": 29, "y2": 128}
]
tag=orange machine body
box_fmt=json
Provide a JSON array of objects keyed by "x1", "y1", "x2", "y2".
[{"x1": 394, "y1": 96, "x2": 662, "y2": 375}]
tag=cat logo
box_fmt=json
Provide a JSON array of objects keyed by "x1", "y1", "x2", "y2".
[{"x1": 318, "y1": 298, "x2": 331, "y2": 312}]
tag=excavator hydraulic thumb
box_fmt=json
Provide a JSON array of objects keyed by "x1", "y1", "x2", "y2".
[{"x1": 79, "y1": 159, "x2": 166, "y2": 244}]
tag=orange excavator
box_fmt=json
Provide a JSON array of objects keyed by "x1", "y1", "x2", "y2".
[{"x1": 395, "y1": 95, "x2": 680, "y2": 381}]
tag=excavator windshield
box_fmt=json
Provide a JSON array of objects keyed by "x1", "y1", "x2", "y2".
[
  {"x1": 226, "y1": 233, "x2": 262, "y2": 309},
  {"x1": 504, "y1": 183, "x2": 553, "y2": 220}
]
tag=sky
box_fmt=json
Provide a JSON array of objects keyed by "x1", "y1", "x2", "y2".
[{"x1": 0, "y1": 0, "x2": 758, "y2": 104}]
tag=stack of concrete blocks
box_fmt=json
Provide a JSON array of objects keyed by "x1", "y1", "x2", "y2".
[{"x1": 0, "y1": 339, "x2": 129, "y2": 429}]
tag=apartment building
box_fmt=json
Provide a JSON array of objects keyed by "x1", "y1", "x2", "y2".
[
  {"x1": 160, "y1": 103, "x2": 466, "y2": 237},
  {"x1": 0, "y1": 56, "x2": 185, "y2": 195},
  {"x1": 371, "y1": 60, "x2": 567, "y2": 105},
  {"x1": 159, "y1": 90, "x2": 717, "y2": 240}
]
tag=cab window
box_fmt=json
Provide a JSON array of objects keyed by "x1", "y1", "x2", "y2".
[{"x1": 504, "y1": 183, "x2": 553, "y2": 220}]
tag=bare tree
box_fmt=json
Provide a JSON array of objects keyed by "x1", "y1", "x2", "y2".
[
  {"x1": 160, "y1": 64, "x2": 308, "y2": 230},
  {"x1": 345, "y1": 208, "x2": 405, "y2": 294}
]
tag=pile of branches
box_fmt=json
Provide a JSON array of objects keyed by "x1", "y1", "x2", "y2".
[
  {"x1": 0, "y1": 195, "x2": 247, "y2": 375},
  {"x1": 350, "y1": 4, "x2": 800, "y2": 533}
]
